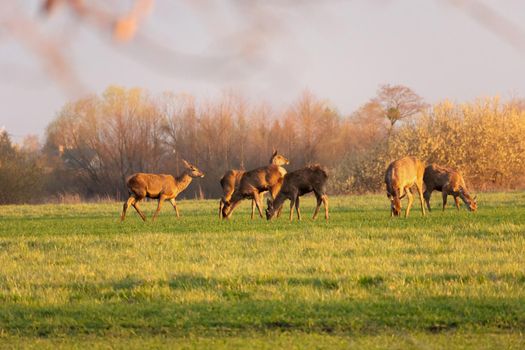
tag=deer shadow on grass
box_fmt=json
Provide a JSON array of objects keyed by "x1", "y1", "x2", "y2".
[{"x1": 2, "y1": 285, "x2": 523, "y2": 337}]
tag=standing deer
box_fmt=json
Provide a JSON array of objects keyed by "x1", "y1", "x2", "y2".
[
  {"x1": 423, "y1": 164, "x2": 477, "y2": 212},
  {"x1": 218, "y1": 151, "x2": 289, "y2": 219},
  {"x1": 221, "y1": 150, "x2": 289, "y2": 219},
  {"x1": 120, "y1": 160, "x2": 205, "y2": 222},
  {"x1": 385, "y1": 156, "x2": 426, "y2": 217},
  {"x1": 266, "y1": 165, "x2": 329, "y2": 221}
]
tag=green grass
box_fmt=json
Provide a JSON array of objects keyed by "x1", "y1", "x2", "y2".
[{"x1": 0, "y1": 193, "x2": 524, "y2": 349}]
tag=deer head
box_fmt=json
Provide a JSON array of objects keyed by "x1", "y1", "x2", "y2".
[
  {"x1": 182, "y1": 159, "x2": 205, "y2": 178},
  {"x1": 265, "y1": 198, "x2": 276, "y2": 220},
  {"x1": 470, "y1": 195, "x2": 478, "y2": 212},
  {"x1": 270, "y1": 149, "x2": 289, "y2": 166},
  {"x1": 388, "y1": 192, "x2": 402, "y2": 217}
]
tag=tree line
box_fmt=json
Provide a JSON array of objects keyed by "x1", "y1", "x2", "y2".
[{"x1": 1, "y1": 85, "x2": 524, "y2": 204}]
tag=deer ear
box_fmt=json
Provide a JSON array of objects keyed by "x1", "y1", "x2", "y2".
[
  {"x1": 272, "y1": 149, "x2": 277, "y2": 157},
  {"x1": 181, "y1": 159, "x2": 191, "y2": 168}
]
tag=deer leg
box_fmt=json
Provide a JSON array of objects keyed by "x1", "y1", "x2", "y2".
[
  {"x1": 405, "y1": 188, "x2": 414, "y2": 218},
  {"x1": 423, "y1": 190, "x2": 432, "y2": 212},
  {"x1": 152, "y1": 196, "x2": 167, "y2": 221},
  {"x1": 454, "y1": 196, "x2": 461, "y2": 210},
  {"x1": 252, "y1": 191, "x2": 265, "y2": 218},
  {"x1": 442, "y1": 192, "x2": 448, "y2": 211},
  {"x1": 251, "y1": 199, "x2": 256, "y2": 220},
  {"x1": 416, "y1": 182, "x2": 426, "y2": 216},
  {"x1": 313, "y1": 195, "x2": 322, "y2": 220},
  {"x1": 132, "y1": 199, "x2": 147, "y2": 222},
  {"x1": 289, "y1": 197, "x2": 295, "y2": 221},
  {"x1": 168, "y1": 198, "x2": 180, "y2": 218},
  {"x1": 219, "y1": 199, "x2": 223, "y2": 219},
  {"x1": 121, "y1": 196, "x2": 135, "y2": 222},
  {"x1": 295, "y1": 196, "x2": 302, "y2": 221},
  {"x1": 322, "y1": 194, "x2": 329, "y2": 220}
]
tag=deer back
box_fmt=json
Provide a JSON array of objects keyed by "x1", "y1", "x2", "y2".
[
  {"x1": 238, "y1": 164, "x2": 283, "y2": 193},
  {"x1": 127, "y1": 173, "x2": 176, "y2": 198},
  {"x1": 281, "y1": 165, "x2": 328, "y2": 195},
  {"x1": 386, "y1": 156, "x2": 425, "y2": 195},
  {"x1": 424, "y1": 164, "x2": 467, "y2": 192},
  {"x1": 220, "y1": 169, "x2": 244, "y2": 188}
]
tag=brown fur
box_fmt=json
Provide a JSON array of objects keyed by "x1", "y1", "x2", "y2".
[
  {"x1": 219, "y1": 169, "x2": 248, "y2": 218},
  {"x1": 218, "y1": 151, "x2": 289, "y2": 219},
  {"x1": 120, "y1": 160, "x2": 204, "y2": 222},
  {"x1": 221, "y1": 151, "x2": 289, "y2": 219},
  {"x1": 423, "y1": 164, "x2": 477, "y2": 212},
  {"x1": 384, "y1": 156, "x2": 426, "y2": 217},
  {"x1": 266, "y1": 165, "x2": 329, "y2": 221}
]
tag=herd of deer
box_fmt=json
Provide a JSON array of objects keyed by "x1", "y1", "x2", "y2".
[
  {"x1": 119, "y1": 152, "x2": 477, "y2": 222},
  {"x1": 385, "y1": 156, "x2": 477, "y2": 217}
]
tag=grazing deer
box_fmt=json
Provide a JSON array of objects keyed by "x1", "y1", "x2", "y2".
[
  {"x1": 221, "y1": 150, "x2": 289, "y2": 219},
  {"x1": 423, "y1": 164, "x2": 477, "y2": 212},
  {"x1": 219, "y1": 152, "x2": 289, "y2": 219},
  {"x1": 120, "y1": 160, "x2": 205, "y2": 222},
  {"x1": 266, "y1": 165, "x2": 329, "y2": 221},
  {"x1": 384, "y1": 156, "x2": 426, "y2": 217},
  {"x1": 219, "y1": 169, "x2": 250, "y2": 219}
]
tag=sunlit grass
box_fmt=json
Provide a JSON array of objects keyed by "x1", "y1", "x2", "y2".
[{"x1": 0, "y1": 193, "x2": 524, "y2": 348}]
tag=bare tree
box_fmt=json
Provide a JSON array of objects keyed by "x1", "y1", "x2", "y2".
[
  {"x1": 45, "y1": 86, "x2": 165, "y2": 198},
  {"x1": 286, "y1": 91, "x2": 342, "y2": 166},
  {"x1": 373, "y1": 84, "x2": 428, "y2": 131}
]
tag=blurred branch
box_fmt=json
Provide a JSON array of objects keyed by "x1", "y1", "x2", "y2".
[
  {"x1": 3, "y1": 7, "x2": 86, "y2": 96},
  {"x1": 445, "y1": 0, "x2": 525, "y2": 54},
  {"x1": 121, "y1": 32, "x2": 265, "y2": 81},
  {"x1": 0, "y1": 1, "x2": 155, "y2": 97}
]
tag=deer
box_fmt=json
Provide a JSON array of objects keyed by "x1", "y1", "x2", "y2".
[
  {"x1": 221, "y1": 150, "x2": 289, "y2": 220},
  {"x1": 384, "y1": 156, "x2": 426, "y2": 217},
  {"x1": 120, "y1": 159, "x2": 205, "y2": 222},
  {"x1": 219, "y1": 169, "x2": 249, "y2": 219},
  {"x1": 218, "y1": 151, "x2": 289, "y2": 219},
  {"x1": 423, "y1": 164, "x2": 477, "y2": 212},
  {"x1": 265, "y1": 165, "x2": 329, "y2": 221}
]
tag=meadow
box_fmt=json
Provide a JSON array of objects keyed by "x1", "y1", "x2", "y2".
[{"x1": 0, "y1": 193, "x2": 524, "y2": 349}]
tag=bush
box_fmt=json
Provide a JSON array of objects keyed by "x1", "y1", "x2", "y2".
[{"x1": 0, "y1": 131, "x2": 45, "y2": 204}]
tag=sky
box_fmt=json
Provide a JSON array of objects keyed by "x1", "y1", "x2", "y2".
[{"x1": 1, "y1": 0, "x2": 525, "y2": 142}]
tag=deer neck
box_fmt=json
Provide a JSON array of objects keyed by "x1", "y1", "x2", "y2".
[
  {"x1": 175, "y1": 172, "x2": 193, "y2": 192},
  {"x1": 458, "y1": 187, "x2": 471, "y2": 206},
  {"x1": 272, "y1": 192, "x2": 287, "y2": 212}
]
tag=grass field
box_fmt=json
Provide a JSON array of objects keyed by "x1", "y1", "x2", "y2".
[{"x1": 0, "y1": 193, "x2": 524, "y2": 349}]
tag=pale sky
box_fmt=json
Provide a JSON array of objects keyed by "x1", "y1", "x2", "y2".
[{"x1": 1, "y1": 0, "x2": 525, "y2": 141}]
